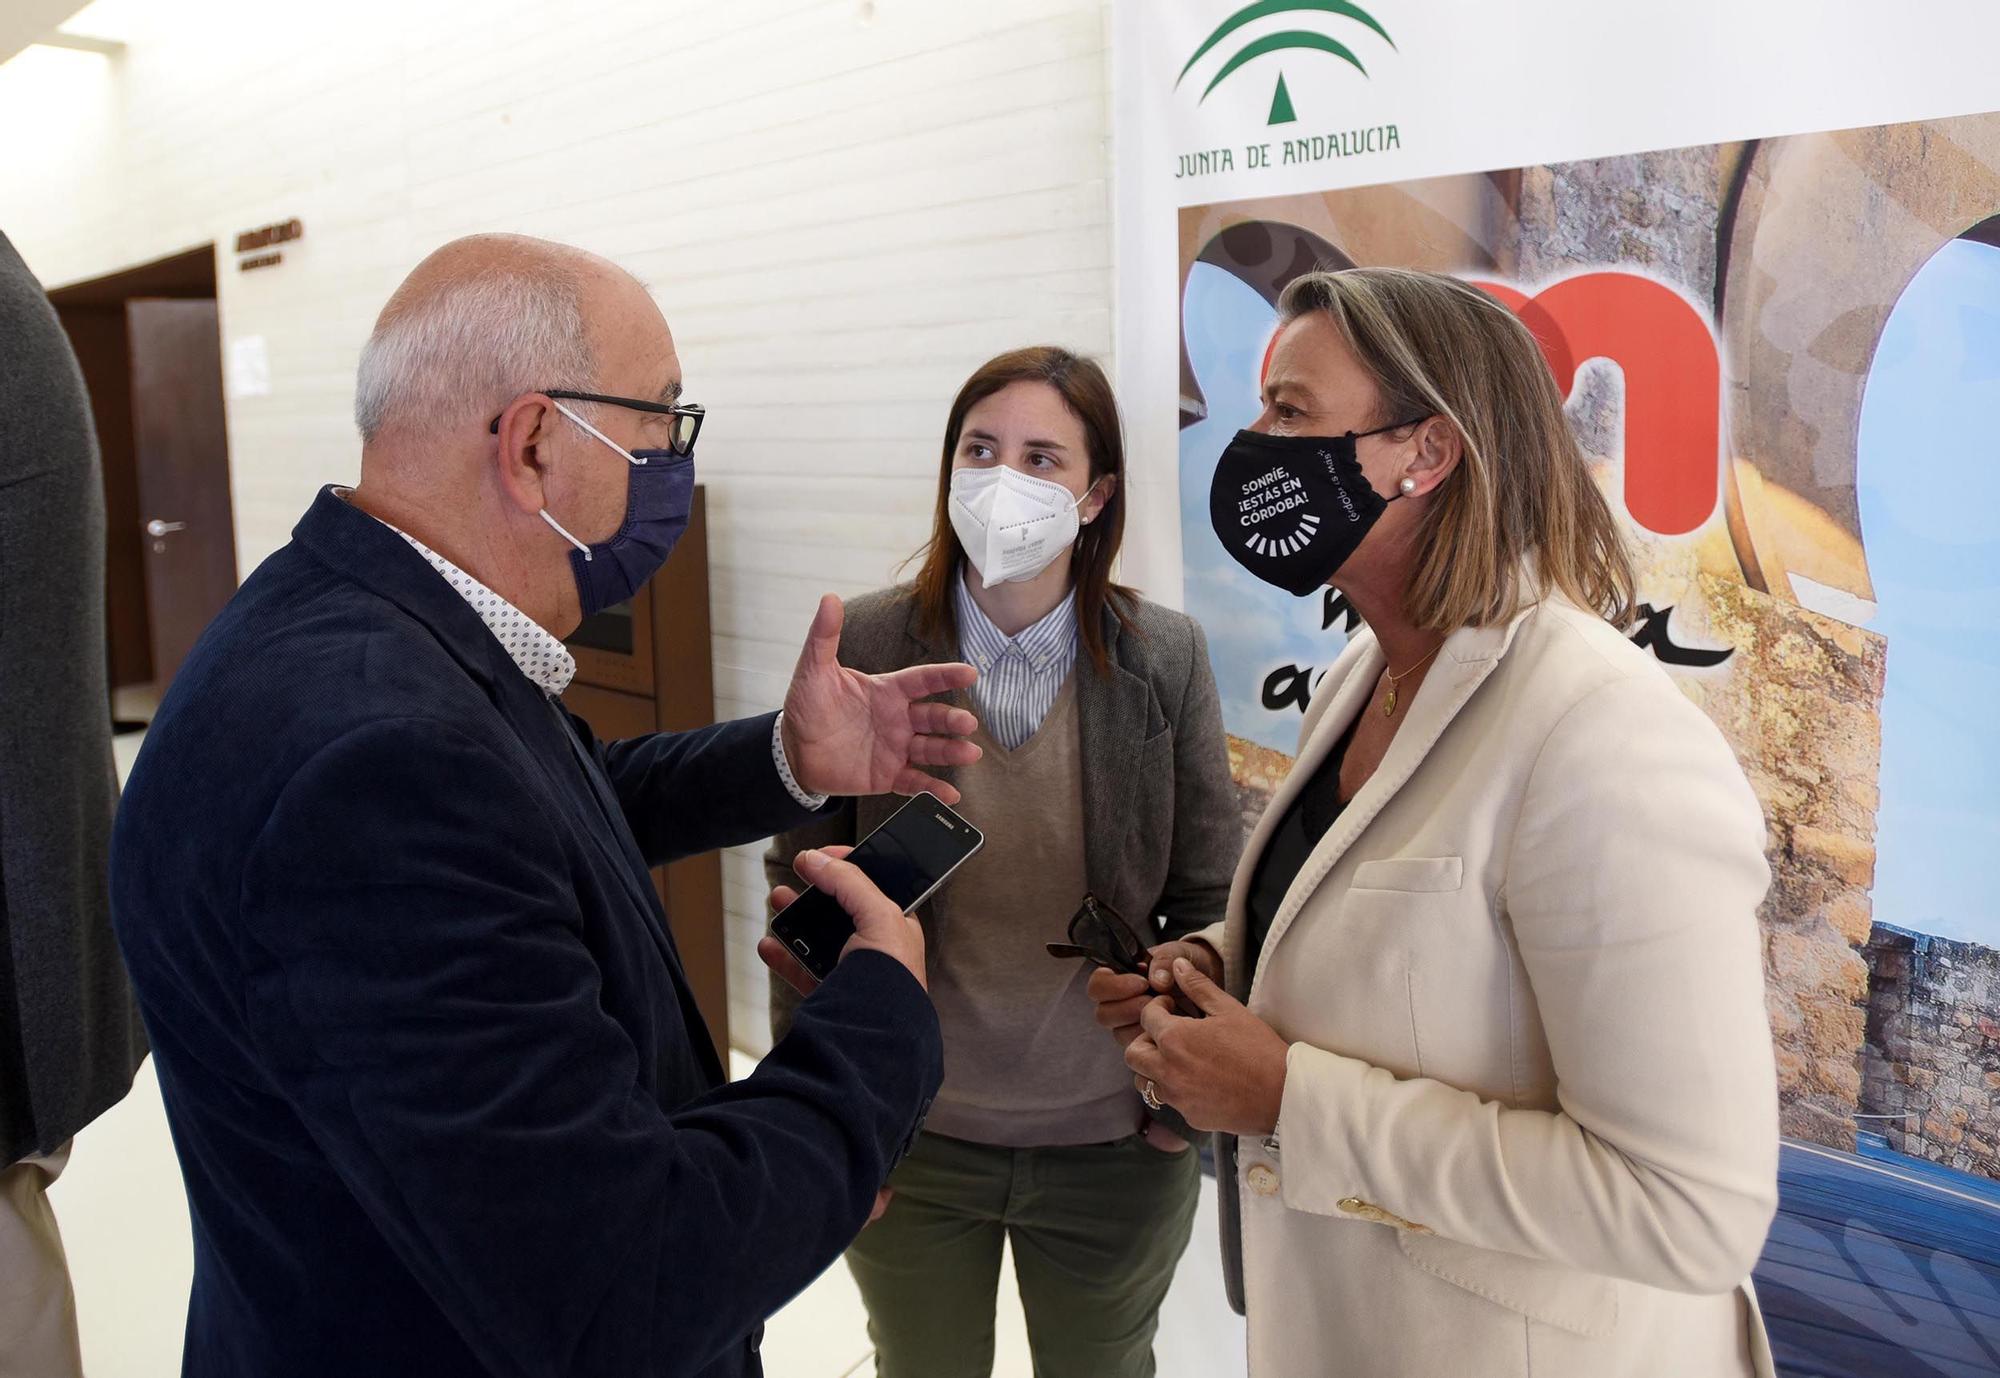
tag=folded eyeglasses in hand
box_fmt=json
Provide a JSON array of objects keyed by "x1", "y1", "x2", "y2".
[{"x1": 1047, "y1": 893, "x2": 1205, "y2": 1020}]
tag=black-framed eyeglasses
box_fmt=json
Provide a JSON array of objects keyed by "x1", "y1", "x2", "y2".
[
  {"x1": 1046, "y1": 893, "x2": 1151, "y2": 977},
  {"x1": 488, "y1": 389, "x2": 706, "y2": 457}
]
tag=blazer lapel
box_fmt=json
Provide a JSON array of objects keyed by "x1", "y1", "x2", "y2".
[
  {"x1": 577, "y1": 758, "x2": 726, "y2": 1086},
  {"x1": 496, "y1": 676, "x2": 682, "y2": 960},
  {"x1": 1078, "y1": 611, "x2": 1153, "y2": 901},
  {"x1": 513, "y1": 682, "x2": 726, "y2": 1084},
  {"x1": 1247, "y1": 607, "x2": 1535, "y2": 995}
]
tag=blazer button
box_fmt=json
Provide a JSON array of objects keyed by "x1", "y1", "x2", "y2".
[{"x1": 1246, "y1": 1164, "x2": 1280, "y2": 1196}]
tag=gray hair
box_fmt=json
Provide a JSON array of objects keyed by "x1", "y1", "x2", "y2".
[{"x1": 354, "y1": 249, "x2": 595, "y2": 444}]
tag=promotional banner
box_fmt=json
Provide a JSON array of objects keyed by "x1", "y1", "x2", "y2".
[{"x1": 1114, "y1": 3, "x2": 2000, "y2": 1374}]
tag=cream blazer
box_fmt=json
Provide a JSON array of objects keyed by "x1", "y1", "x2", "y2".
[{"x1": 1197, "y1": 595, "x2": 1780, "y2": 1378}]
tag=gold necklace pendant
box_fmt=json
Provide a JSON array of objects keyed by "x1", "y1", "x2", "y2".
[{"x1": 1380, "y1": 640, "x2": 1444, "y2": 719}]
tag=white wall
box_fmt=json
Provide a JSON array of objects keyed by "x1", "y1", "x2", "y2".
[{"x1": 0, "y1": 0, "x2": 1122, "y2": 1053}]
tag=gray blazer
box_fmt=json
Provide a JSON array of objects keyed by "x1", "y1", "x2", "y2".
[
  {"x1": 0, "y1": 229, "x2": 146, "y2": 1162},
  {"x1": 765, "y1": 583, "x2": 1241, "y2": 1041}
]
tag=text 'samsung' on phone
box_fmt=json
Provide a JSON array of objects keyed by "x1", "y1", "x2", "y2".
[{"x1": 769, "y1": 792, "x2": 984, "y2": 982}]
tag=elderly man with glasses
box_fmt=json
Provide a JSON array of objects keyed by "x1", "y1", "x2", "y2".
[{"x1": 111, "y1": 234, "x2": 978, "y2": 1378}]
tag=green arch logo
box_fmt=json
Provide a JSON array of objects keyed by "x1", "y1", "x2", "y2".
[{"x1": 1176, "y1": 0, "x2": 1397, "y2": 125}]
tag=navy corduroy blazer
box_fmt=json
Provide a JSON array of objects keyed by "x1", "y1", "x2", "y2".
[{"x1": 111, "y1": 488, "x2": 941, "y2": 1377}]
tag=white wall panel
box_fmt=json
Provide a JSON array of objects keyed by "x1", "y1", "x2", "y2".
[{"x1": 0, "y1": 0, "x2": 1117, "y2": 1055}]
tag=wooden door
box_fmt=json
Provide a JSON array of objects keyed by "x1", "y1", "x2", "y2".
[
  {"x1": 57, "y1": 303, "x2": 154, "y2": 690},
  {"x1": 128, "y1": 298, "x2": 237, "y2": 694}
]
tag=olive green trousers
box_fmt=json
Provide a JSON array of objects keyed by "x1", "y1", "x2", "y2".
[{"x1": 845, "y1": 1130, "x2": 1201, "y2": 1378}]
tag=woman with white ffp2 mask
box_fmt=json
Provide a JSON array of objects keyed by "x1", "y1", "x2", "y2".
[
  {"x1": 947, "y1": 462, "x2": 1099, "y2": 590},
  {"x1": 763, "y1": 348, "x2": 1241, "y2": 1378}
]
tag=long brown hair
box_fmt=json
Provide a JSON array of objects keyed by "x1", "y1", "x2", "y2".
[
  {"x1": 1278, "y1": 268, "x2": 1638, "y2": 630},
  {"x1": 907, "y1": 347, "x2": 1139, "y2": 674}
]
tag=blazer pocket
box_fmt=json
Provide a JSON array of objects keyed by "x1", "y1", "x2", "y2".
[
  {"x1": 1396, "y1": 1230, "x2": 1619, "y2": 1338},
  {"x1": 1349, "y1": 855, "x2": 1463, "y2": 894}
]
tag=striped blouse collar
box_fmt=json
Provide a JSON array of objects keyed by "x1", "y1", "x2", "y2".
[{"x1": 952, "y1": 568, "x2": 1079, "y2": 674}]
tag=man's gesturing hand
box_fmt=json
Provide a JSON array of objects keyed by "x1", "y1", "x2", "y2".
[
  {"x1": 759, "y1": 846, "x2": 928, "y2": 995},
  {"x1": 782, "y1": 594, "x2": 982, "y2": 804}
]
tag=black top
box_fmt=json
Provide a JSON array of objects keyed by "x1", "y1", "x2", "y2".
[{"x1": 1244, "y1": 719, "x2": 1360, "y2": 974}]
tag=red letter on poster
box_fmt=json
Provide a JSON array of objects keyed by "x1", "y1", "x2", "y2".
[{"x1": 1471, "y1": 274, "x2": 1720, "y2": 537}]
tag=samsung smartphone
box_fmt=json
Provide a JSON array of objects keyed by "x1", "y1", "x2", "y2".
[{"x1": 769, "y1": 792, "x2": 984, "y2": 982}]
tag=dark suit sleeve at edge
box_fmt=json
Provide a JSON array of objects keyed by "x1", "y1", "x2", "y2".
[
  {"x1": 594, "y1": 710, "x2": 827, "y2": 868},
  {"x1": 238, "y1": 718, "x2": 940, "y2": 1378}
]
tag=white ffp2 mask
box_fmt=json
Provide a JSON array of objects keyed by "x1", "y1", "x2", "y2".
[{"x1": 948, "y1": 466, "x2": 1097, "y2": 590}]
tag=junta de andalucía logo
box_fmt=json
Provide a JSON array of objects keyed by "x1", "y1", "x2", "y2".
[{"x1": 1176, "y1": 0, "x2": 1396, "y2": 126}]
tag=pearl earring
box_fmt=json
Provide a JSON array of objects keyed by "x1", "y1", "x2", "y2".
[{"x1": 1399, "y1": 477, "x2": 1418, "y2": 495}]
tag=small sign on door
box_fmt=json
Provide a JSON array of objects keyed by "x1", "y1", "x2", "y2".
[{"x1": 226, "y1": 335, "x2": 270, "y2": 399}]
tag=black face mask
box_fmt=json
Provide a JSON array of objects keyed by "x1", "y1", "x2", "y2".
[{"x1": 1207, "y1": 420, "x2": 1424, "y2": 597}]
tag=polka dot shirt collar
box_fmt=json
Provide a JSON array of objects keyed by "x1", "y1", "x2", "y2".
[
  {"x1": 339, "y1": 492, "x2": 576, "y2": 697},
  {"x1": 394, "y1": 533, "x2": 577, "y2": 698}
]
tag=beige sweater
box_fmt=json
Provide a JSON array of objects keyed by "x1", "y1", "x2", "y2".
[
  {"x1": 918, "y1": 676, "x2": 1144, "y2": 1147},
  {"x1": 766, "y1": 584, "x2": 1245, "y2": 1146}
]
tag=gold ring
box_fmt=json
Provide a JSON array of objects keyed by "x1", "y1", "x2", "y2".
[{"x1": 1142, "y1": 1080, "x2": 1163, "y2": 1111}]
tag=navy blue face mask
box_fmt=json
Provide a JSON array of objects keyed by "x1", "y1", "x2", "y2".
[{"x1": 541, "y1": 401, "x2": 696, "y2": 617}]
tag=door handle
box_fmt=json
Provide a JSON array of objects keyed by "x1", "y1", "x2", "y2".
[{"x1": 146, "y1": 519, "x2": 187, "y2": 538}]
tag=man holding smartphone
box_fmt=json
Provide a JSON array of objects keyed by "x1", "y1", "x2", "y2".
[
  {"x1": 111, "y1": 234, "x2": 976, "y2": 1378},
  {"x1": 767, "y1": 793, "x2": 985, "y2": 985}
]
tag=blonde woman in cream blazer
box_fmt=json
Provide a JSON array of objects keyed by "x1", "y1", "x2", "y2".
[{"x1": 1091, "y1": 267, "x2": 1780, "y2": 1378}]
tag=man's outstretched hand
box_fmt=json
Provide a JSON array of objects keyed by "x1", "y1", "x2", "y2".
[{"x1": 781, "y1": 594, "x2": 981, "y2": 805}]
